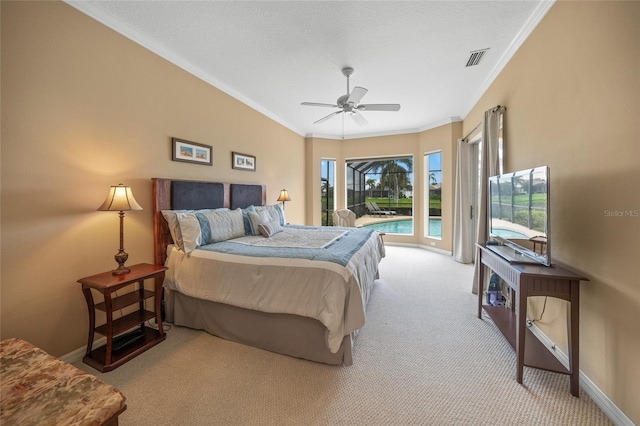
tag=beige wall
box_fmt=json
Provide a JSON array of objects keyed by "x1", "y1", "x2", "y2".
[
  {"x1": 463, "y1": 1, "x2": 639, "y2": 422},
  {"x1": 0, "y1": 2, "x2": 306, "y2": 356}
]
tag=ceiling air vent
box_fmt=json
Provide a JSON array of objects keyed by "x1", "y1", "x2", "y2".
[{"x1": 466, "y1": 48, "x2": 490, "y2": 67}]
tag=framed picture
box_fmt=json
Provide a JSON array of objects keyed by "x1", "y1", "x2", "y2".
[
  {"x1": 232, "y1": 152, "x2": 256, "y2": 171},
  {"x1": 172, "y1": 138, "x2": 213, "y2": 166}
]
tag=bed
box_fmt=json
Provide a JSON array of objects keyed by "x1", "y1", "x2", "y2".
[{"x1": 152, "y1": 178, "x2": 385, "y2": 365}]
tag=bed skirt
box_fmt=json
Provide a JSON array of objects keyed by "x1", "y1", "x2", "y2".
[{"x1": 165, "y1": 289, "x2": 355, "y2": 365}]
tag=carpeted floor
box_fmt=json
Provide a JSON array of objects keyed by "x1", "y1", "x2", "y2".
[{"x1": 75, "y1": 245, "x2": 611, "y2": 425}]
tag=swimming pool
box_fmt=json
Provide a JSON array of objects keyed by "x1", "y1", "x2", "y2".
[
  {"x1": 362, "y1": 219, "x2": 527, "y2": 239},
  {"x1": 492, "y1": 229, "x2": 528, "y2": 238},
  {"x1": 363, "y1": 218, "x2": 442, "y2": 237}
]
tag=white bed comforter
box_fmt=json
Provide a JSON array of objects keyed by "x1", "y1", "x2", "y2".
[{"x1": 163, "y1": 227, "x2": 385, "y2": 353}]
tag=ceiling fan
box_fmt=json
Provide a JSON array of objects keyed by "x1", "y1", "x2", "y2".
[{"x1": 301, "y1": 67, "x2": 401, "y2": 126}]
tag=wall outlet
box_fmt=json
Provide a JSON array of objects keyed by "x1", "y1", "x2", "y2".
[{"x1": 430, "y1": 242, "x2": 436, "y2": 246}]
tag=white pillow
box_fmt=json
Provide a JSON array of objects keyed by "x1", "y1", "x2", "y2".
[
  {"x1": 162, "y1": 208, "x2": 228, "y2": 252},
  {"x1": 175, "y1": 212, "x2": 203, "y2": 254},
  {"x1": 248, "y1": 210, "x2": 271, "y2": 236},
  {"x1": 258, "y1": 220, "x2": 283, "y2": 238},
  {"x1": 255, "y1": 204, "x2": 286, "y2": 226}
]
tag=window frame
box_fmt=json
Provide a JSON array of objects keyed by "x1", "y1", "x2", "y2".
[{"x1": 424, "y1": 150, "x2": 442, "y2": 239}]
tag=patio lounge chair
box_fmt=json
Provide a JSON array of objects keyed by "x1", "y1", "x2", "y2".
[
  {"x1": 365, "y1": 201, "x2": 394, "y2": 216},
  {"x1": 371, "y1": 201, "x2": 396, "y2": 216}
]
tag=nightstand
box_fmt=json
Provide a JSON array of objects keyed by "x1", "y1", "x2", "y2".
[{"x1": 79, "y1": 263, "x2": 167, "y2": 372}]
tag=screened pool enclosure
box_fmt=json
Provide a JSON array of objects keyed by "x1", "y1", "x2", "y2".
[{"x1": 345, "y1": 157, "x2": 413, "y2": 224}]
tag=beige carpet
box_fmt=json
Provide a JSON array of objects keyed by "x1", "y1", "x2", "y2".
[{"x1": 75, "y1": 245, "x2": 611, "y2": 425}]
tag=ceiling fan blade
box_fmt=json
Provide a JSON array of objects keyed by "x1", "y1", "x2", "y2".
[
  {"x1": 347, "y1": 86, "x2": 368, "y2": 105},
  {"x1": 301, "y1": 102, "x2": 339, "y2": 108},
  {"x1": 314, "y1": 111, "x2": 342, "y2": 124},
  {"x1": 350, "y1": 110, "x2": 368, "y2": 127},
  {"x1": 357, "y1": 104, "x2": 401, "y2": 111}
]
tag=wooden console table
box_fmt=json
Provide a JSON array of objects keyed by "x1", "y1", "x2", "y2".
[{"x1": 476, "y1": 244, "x2": 587, "y2": 397}]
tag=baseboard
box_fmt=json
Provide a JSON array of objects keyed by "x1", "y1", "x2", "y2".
[
  {"x1": 418, "y1": 244, "x2": 452, "y2": 256},
  {"x1": 384, "y1": 241, "x2": 452, "y2": 256},
  {"x1": 60, "y1": 336, "x2": 106, "y2": 365},
  {"x1": 528, "y1": 323, "x2": 634, "y2": 426}
]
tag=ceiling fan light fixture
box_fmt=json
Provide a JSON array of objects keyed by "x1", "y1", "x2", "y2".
[{"x1": 301, "y1": 67, "x2": 401, "y2": 126}]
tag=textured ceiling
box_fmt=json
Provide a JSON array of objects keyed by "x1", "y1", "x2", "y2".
[{"x1": 66, "y1": 1, "x2": 553, "y2": 139}]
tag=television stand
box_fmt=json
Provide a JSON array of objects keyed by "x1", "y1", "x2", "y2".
[{"x1": 476, "y1": 244, "x2": 588, "y2": 397}]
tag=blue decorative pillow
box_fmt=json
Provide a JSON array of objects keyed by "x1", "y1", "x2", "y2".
[
  {"x1": 176, "y1": 209, "x2": 245, "y2": 254},
  {"x1": 241, "y1": 205, "x2": 256, "y2": 235},
  {"x1": 274, "y1": 204, "x2": 286, "y2": 225}
]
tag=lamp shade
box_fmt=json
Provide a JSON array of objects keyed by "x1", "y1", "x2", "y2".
[
  {"x1": 98, "y1": 184, "x2": 143, "y2": 211},
  {"x1": 276, "y1": 189, "x2": 291, "y2": 202}
]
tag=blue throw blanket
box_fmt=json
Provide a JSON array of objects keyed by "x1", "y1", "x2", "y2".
[{"x1": 198, "y1": 225, "x2": 375, "y2": 267}]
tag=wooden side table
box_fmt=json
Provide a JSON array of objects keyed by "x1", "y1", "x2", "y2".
[{"x1": 79, "y1": 263, "x2": 168, "y2": 372}]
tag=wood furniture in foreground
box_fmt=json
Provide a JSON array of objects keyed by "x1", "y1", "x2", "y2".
[
  {"x1": 1, "y1": 338, "x2": 126, "y2": 425},
  {"x1": 80, "y1": 263, "x2": 167, "y2": 372},
  {"x1": 477, "y1": 244, "x2": 587, "y2": 397}
]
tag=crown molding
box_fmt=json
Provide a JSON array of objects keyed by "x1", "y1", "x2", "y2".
[{"x1": 306, "y1": 117, "x2": 463, "y2": 140}]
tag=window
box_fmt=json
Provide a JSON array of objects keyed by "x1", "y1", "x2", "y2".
[
  {"x1": 321, "y1": 159, "x2": 335, "y2": 226},
  {"x1": 425, "y1": 152, "x2": 442, "y2": 238},
  {"x1": 346, "y1": 156, "x2": 413, "y2": 235}
]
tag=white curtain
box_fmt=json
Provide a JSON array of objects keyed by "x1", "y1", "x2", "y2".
[
  {"x1": 471, "y1": 106, "x2": 504, "y2": 294},
  {"x1": 453, "y1": 138, "x2": 474, "y2": 263}
]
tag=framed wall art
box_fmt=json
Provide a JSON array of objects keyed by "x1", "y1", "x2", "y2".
[
  {"x1": 232, "y1": 152, "x2": 256, "y2": 171},
  {"x1": 172, "y1": 138, "x2": 213, "y2": 166}
]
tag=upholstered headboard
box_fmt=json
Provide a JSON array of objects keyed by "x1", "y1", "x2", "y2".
[
  {"x1": 230, "y1": 183, "x2": 265, "y2": 210},
  {"x1": 152, "y1": 178, "x2": 266, "y2": 267},
  {"x1": 171, "y1": 181, "x2": 226, "y2": 210}
]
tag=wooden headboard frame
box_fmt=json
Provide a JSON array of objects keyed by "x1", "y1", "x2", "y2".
[{"x1": 152, "y1": 178, "x2": 266, "y2": 267}]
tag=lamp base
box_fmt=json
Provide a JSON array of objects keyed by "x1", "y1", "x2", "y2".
[
  {"x1": 112, "y1": 250, "x2": 130, "y2": 276},
  {"x1": 112, "y1": 265, "x2": 131, "y2": 276}
]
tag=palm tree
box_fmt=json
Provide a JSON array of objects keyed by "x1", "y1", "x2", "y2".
[
  {"x1": 429, "y1": 172, "x2": 437, "y2": 185},
  {"x1": 366, "y1": 178, "x2": 377, "y2": 197},
  {"x1": 370, "y1": 158, "x2": 413, "y2": 205}
]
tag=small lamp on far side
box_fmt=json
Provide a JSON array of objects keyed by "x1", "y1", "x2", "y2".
[
  {"x1": 277, "y1": 189, "x2": 291, "y2": 210},
  {"x1": 98, "y1": 184, "x2": 143, "y2": 275}
]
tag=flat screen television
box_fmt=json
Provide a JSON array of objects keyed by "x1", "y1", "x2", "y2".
[{"x1": 488, "y1": 165, "x2": 551, "y2": 266}]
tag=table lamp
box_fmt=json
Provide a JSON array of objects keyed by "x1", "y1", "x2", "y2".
[
  {"x1": 277, "y1": 189, "x2": 291, "y2": 210},
  {"x1": 98, "y1": 184, "x2": 143, "y2": 275}
]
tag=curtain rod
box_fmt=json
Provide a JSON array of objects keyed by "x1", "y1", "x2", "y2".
[
  {"x1": 462, "y1": 105, "x2": 506, "y2": 142},
  {"x1": 462, "y1": 121, "x2": 482, "y2": 142}
]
